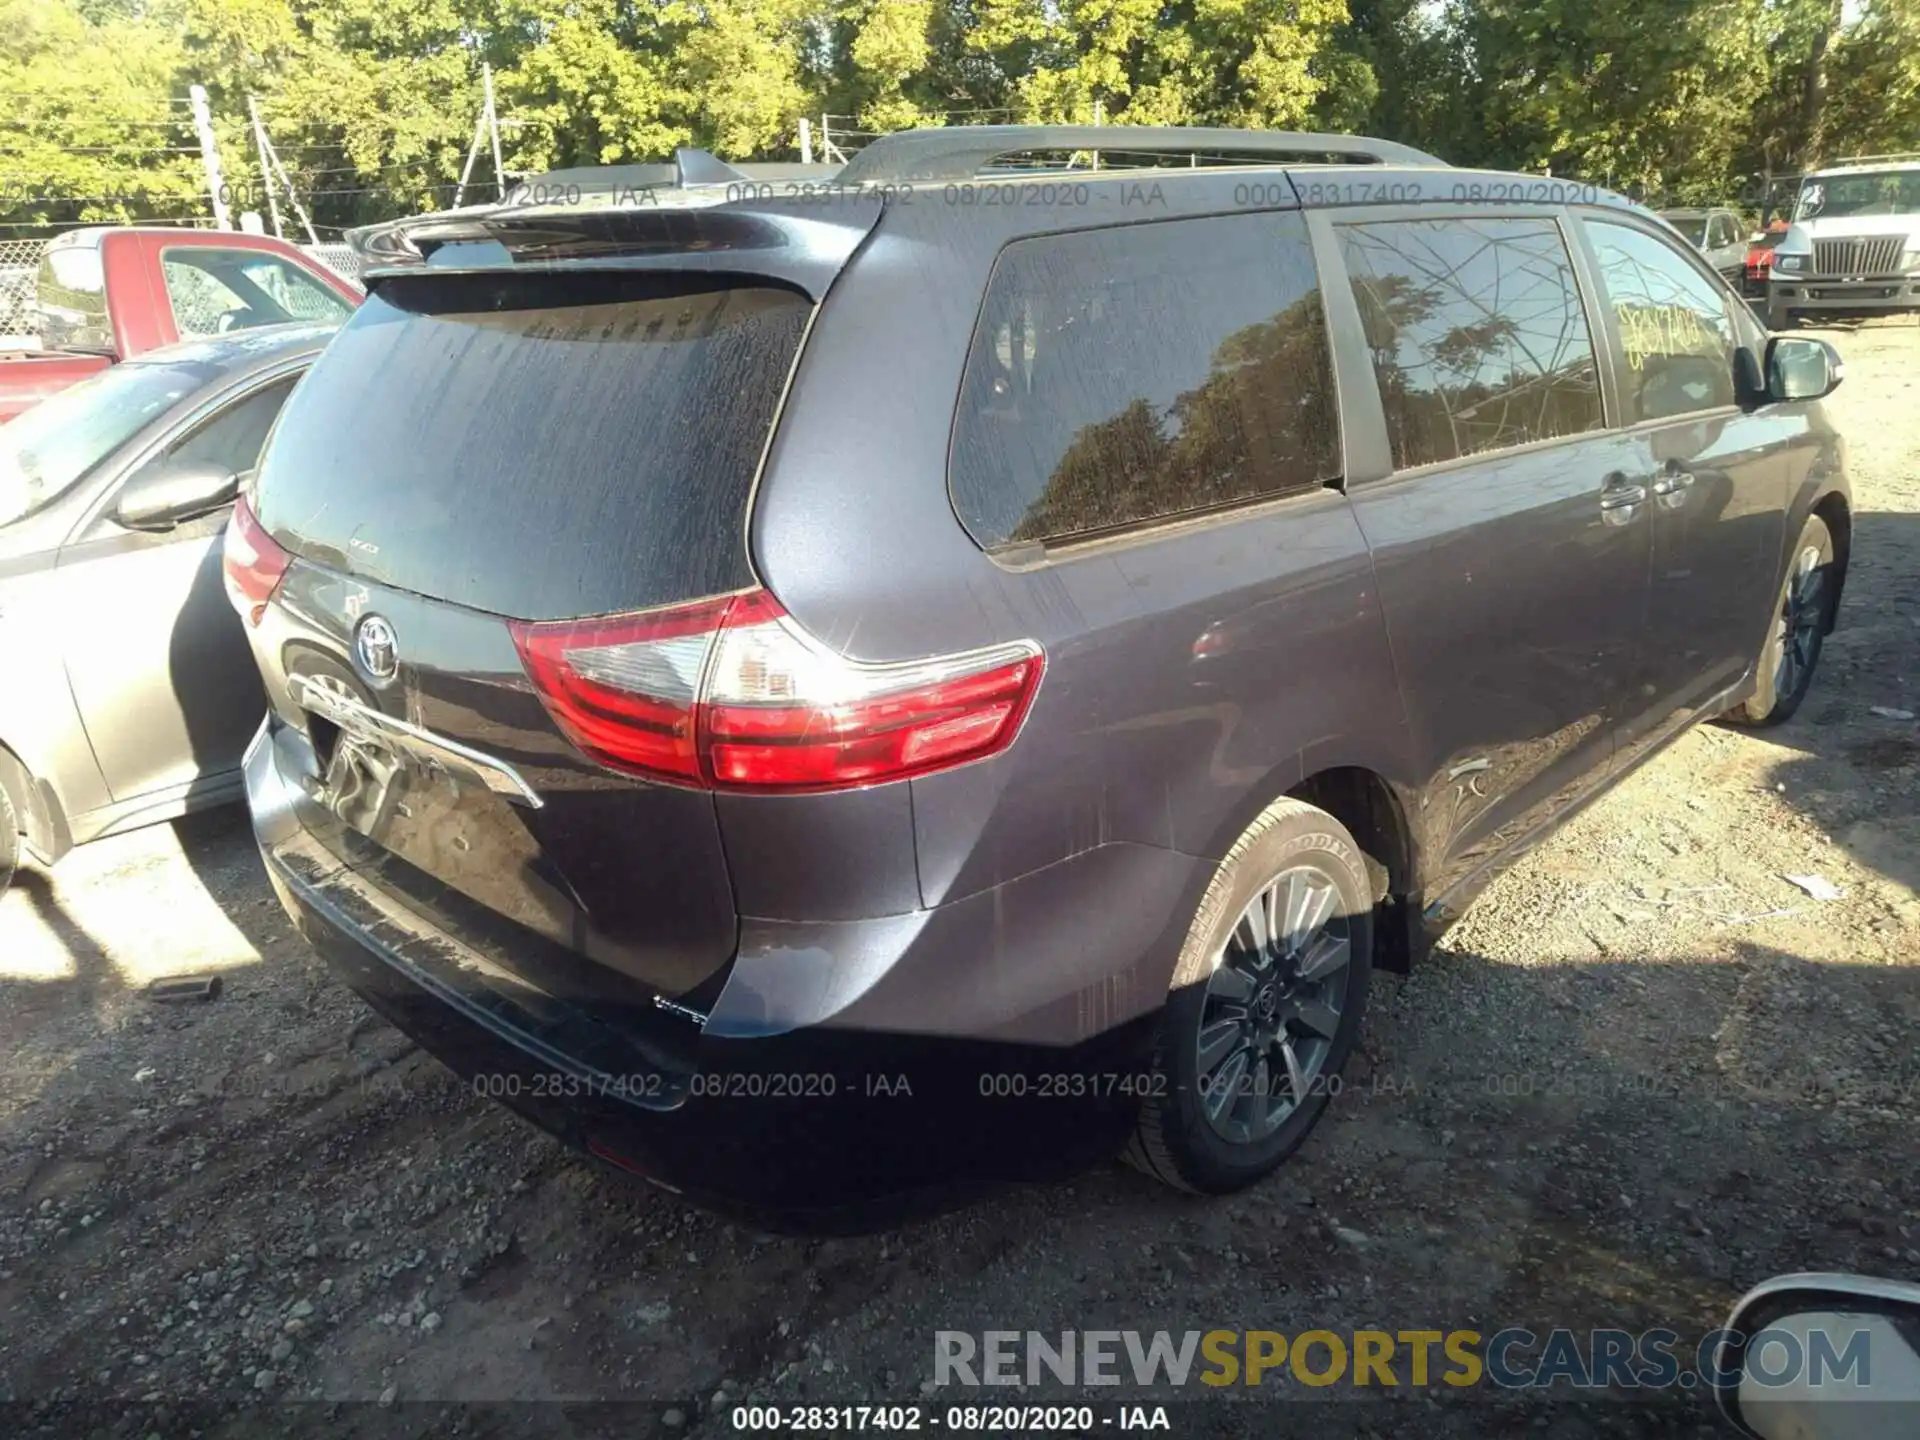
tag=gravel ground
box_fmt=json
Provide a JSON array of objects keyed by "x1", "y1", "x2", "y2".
[{"x1": 1, "y1": 322, "x2": 1917, "y2": 1440}]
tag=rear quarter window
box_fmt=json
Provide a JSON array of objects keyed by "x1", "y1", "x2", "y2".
[{"x1": 950, "y1": 211, "x2": 1341, "y2": 550}]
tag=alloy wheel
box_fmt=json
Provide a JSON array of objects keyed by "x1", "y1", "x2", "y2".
[
  {"x1": 1773, "y1": 544, "x2": 1826, "y2": 704},
  {"x1": 1194, "y1": 864, "x2": 1353, "y2": 1145}
]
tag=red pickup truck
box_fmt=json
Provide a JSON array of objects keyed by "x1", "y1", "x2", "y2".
[{"x1": 0, "y1": 227, "x2": 360, "y2": 422}]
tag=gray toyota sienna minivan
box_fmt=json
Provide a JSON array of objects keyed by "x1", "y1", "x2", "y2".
[{"x1": 230, "y1": 127, "x2": 1851, "y2": 1226}]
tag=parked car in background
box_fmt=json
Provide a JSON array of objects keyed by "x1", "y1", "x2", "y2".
[
  {"x1": 1743, "y1": 218, "x2": 1792, "y2": 297},
  {"x1": 1768, "y1": 154, "x2": 1920, "y2": 328},
  {"x1": 233, "y1": 127, "x2": 1850, "y2": 1226},
  {"x1": 0, "y1": 228, "x2": 358, "y2": 423},
  {"x1": 0, "y1": 324, "x2": 333, "y2": 899},
  {"x1": 1659, "y1": 206, "x2": 1748, "y2": 283}
]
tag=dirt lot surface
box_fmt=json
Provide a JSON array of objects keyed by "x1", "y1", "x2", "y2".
[{"x1": 3, "y1": 324, "x2": 1918, "y2": 1440}]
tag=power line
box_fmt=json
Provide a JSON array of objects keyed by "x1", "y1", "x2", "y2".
[
  {"x1": 271, "y1": 160, "x2": 469, "y2": 181},
  {"x1": 0, "y1": 146, "x2": 203, "y2": 156},
  {"x1": 0, "y1": 192, "x2": 205, "y2": 206},
  {"x1": 0, "y1": 120, "x2": 197, "y2": 130},
  {"x1": 0, "y1": 217, "x2": 211, "y2": 228}
]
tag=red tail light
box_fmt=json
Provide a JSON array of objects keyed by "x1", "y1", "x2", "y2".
[
  {"x1": 510, "y1": 589, "x2": 1044, "y2": 792},
  {"x1": 222, "y1": 494, "x2": 292, "y2": 627}
]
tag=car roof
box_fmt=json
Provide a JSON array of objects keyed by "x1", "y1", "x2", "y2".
[
  {"x1": 121, "y1": 322, "x2": 336, "y2": 376},
  {"x1": 351, "y1": 126, "x2": 1649, "y2": 269},
  {"x1": 1657, "y1": 207, "x2": 1729, "y2": 218},
  {"x1": 44, "y1": 226, "x2": 319, "y2": 251},
  {"x1": 1805, "y1": 159, "x2": 1920, "y2": 178}
]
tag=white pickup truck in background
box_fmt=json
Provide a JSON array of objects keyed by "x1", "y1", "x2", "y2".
[{"x1": 1768, "y1": 154, "x2": 1920, "y2": 328}]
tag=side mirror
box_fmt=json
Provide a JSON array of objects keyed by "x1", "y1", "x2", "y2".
[
  {"x1": 1716, "y1": 1273, "x2": 1920, "y2": 1440},
  {"x1": 113, "y1": 460, "x2": 239, "y2": 531},
  {"x1": 1765, "y1": 335, "x2": 1844, "y2": 402}
]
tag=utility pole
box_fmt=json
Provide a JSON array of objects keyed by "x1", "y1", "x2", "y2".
[
  {"x1": 264, "y1": 141, "x2": 319, "y2": 245},
  {"x1": 247, "y1": 95, "x2": 284, "y2": 239},
  {"x1": 453, "y1": 110, "x2": 488, "y2": 208},
  {"x1": 189, "y1": 84, "x2": 231, "y2": 229},
  {"x1": 484, "y1": 63, "x2": 506, "y2": 200},
  {"x1": 452, "y1": 63, "x2": 504, "y2": 208},
  {"x1": 245, "y1": 106, "x2": 318, "y2": 244},
  {"x1": 799, "y1": 116, "x2": 813, "y2": 165},
  {"x1": 819, "y1": 114, "x2": 846, "y2": 165}
]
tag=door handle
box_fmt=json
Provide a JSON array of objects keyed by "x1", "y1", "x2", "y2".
[
  {"x1": 1651, "y1": 463, "x2": 1696, "y2": 510},
  {"x1": 1599, "y1": 473, "x2": 1648, "y2": 525}
]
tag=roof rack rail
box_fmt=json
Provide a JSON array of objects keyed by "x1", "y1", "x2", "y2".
[
  {"x1": 836, "y1": 125, "x2": 1447, "y2": 185},
  {"x1": 1827, "y1": 153, "x2": 1920, "y2": 167}
]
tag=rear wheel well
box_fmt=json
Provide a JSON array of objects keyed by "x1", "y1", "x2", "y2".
[
  {"x1": 1811, "y1": 491, "x2": 1850, "y2": 630},
  {"x1": 1289, "y1": 766, "x2": 1418, "y2": 972}
]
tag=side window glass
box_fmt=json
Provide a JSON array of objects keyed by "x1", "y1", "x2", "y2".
[
  {"x1": 1585, "y1": 221, "x2": 1738, "y2": 423},
  {"x1": 161, "y1": 255, "x2": 249, "y2": 338},
  {"x1": 162, "y1": 250, "x2": 350, "y2": 338},
  {"x1": 128, "y1": 375, "x2": 301, "y2": 490},
  {"x1": 1336, "y1": 216, "x2": 1604, "y2": 470},
  {"x1": 950, "y1": 211, "x2": 1341, "y2": 549},
  {"x1": 235, "y1": 256, "x2": 353, "y2": 323}
]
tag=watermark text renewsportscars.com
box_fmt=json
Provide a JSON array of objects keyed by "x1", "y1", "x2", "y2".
[{"x1": 933, "y1": 1325, "x2": 1874, "y2": 1392}]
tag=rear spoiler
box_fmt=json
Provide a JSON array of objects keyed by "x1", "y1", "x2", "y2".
[{"x1": 345, "y1": 148, "x2": 869, "y2": 300}]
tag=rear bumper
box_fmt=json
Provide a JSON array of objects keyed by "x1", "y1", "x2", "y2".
[
  {"x1": 1770, "y1": 277, "x2": 1920, "y2": 312},
  {"x1": 245, "y1": 721, "x2": 1188, "y2": 1226}
]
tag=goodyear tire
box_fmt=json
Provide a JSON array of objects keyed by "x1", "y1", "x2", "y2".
[{"x1": 1127, "y1": 797, "x2": 1372, "y2": 1194}]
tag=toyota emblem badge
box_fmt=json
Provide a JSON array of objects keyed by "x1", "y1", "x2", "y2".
[{"x1": 355, "y1": 614, "x2": 399, "y2": 683}]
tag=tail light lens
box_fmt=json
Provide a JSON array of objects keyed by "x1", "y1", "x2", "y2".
[
  {"x1": 222, "y1": 494, "x2": 292, "y2": 627},
  {"x1": 510, "y1": 589, "x2": 1044, "y2": 792}
]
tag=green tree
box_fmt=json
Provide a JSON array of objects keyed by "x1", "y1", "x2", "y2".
[
  {"x1": 1450, "y1": 0, "x2": 1772, "y2": 198},
  {"x1": 1824, "y1": 0, "x2": 1920, "y2": 162},
  {"x1": 0, "y1": 0, "x2": 201, "y2": 230},
  {"x1": 962, "y1": 0, "x2": 1357, "y2": 128}
]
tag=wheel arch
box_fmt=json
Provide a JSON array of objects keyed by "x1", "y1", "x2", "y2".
[
  {"x1": 1288, "y1": 765, "x2": 1424, "y2": 974},
  {"x1": 0, "y1": 738, "x2": 73, "y2": 865},
  {"x1": 1186, "y1": 748, "x2": 1428, "y2": 976}
]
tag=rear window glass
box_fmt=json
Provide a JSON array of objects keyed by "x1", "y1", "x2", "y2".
[
  {"x1": 951, "y1": 212, "x2": 1341, "y2": 549},
  {"x1": 253, "y1": 277, "x2": 810, "y2": 620},
  {"x1": 1662, "y1": 216, "x2": 1709, "y2": 247}
]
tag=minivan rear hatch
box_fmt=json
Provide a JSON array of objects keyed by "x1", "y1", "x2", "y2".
[{"x1": 247, "y1": 200, "x2": 881, "y2": 1016}]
